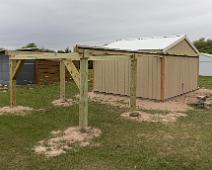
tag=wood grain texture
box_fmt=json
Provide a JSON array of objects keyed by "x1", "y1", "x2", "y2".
[
  {"x1": 9, "y1": 60, "x2": 16, "y2": 107},
  {"x1": 60, "y1": 60, "x2": 66, "y2": 100},
  {"x1": 130, "y1": 54, "x2": 137, "y2": 112},
  {"x1": 79, "y1": 54, "x2": 88, "y2": 130},
  {"x1": 63, "y1": 60, "x2": 80, "y2": 89}
]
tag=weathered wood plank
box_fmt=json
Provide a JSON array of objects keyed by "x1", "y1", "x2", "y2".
[
  {"x1": 79, "y1": 53, "x2": 88, "y2": 130},
  {"x1": 60, "y1": 60, "x2": 66, "y2": 100},
  {"x1": 130, "y1": 54, "x2": 137, "y2": 112},
  {"x1": 63, "y1": 60, "x2": 80, "y2": 89}
]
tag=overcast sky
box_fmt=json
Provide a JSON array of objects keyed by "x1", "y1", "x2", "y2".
[{"x1": 0, "y1": 0, "x2": 212, "y2": 50}]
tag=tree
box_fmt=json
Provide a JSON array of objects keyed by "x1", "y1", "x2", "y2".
[
  {"x1": 64, "y1": 47, "x2": 71, "y2": 53},
  {"x1": 57, "y1": 47, "x2": 71, "y2": 53},
  {"x1": 22, "y1": 42, "x2": 38, "y2": 48},
  {"x1": 194, "y1": 38, "x2": 212, "y2": 54}
]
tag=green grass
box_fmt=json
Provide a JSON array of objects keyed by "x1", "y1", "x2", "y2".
[
  {"x1": 1, "y1": 77, "x2": 212, "y2": 169},
  {"x1": 199, "y1": 76, "x2": 212, "y2": 89}
]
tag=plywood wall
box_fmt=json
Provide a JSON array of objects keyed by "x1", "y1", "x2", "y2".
[
  {"x1": 93, "y1": 55, "x2": 161, "y2": 100},
  {"x1": 164, "y1": 56, "x2": 198, "y2": 99}
]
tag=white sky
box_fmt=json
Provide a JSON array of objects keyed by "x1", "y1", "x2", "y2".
[{"x1": 0, "y1": 0, "x2": 212, "y2": 50}]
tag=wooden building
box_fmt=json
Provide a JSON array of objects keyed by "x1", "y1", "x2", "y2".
[{"x1": 93, "y1": 35, "x2": 199, "y2": 100}]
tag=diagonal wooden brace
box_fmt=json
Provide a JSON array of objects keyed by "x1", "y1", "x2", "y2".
[
  {"x1": 63, "y1": 59, "x2": 80, "y2": 89},
  {"x1": 10, "y1": 59, "x2": 25, "y2": 107},
  {"x1": 12, "y1": 60, "x2": 25, "y2": 80}
]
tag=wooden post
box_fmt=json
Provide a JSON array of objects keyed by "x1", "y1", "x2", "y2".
[
  {"x1": 60, "y1": 60, "x2": 66, "y2": 100},
  {"x1": 160, "y1": 56, "x2": 165, "y2": 101},
  {"x1": 9, "y1": 60, "x2": 17, "y2": 107},
  {"x1": 130, "y1": 54, "x2": 137, "y2": 112},
  {"x1": 79, "y1": 51, "x2": 88, "y2": 130}
]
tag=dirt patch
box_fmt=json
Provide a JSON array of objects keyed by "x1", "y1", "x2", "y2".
[
  {"x1": 88, "y1": 92, "x2": 128, "y2": 107},
  {"x1": 88, "y1": 89, "x2": 212, "y2": 112},
  {"x1": 0, "y1": 106, "x2": 34, "y2": 116},
  {"x1": 121, "y1": 111, "x2": 187, "y2": 124},
  {"x1": 52, "y1": 98, "x2": 76, "y2": 107},
  {"x1": 34, "y1": 127, "x2": 101, "y2": 157}
]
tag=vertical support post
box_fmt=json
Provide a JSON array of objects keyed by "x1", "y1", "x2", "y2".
[
  {"x1": 160, "y1": 56, "x2": 165, "y2": 101},
  {"x1": 9, "y1": 60, "x2": 16, "y2": 107},
  {"x1": 130, "y1": 54, "x2": 137, "y2": 112},
  {"x1": 60, "y1": 60, "x2": 66, "y2": 100},
  {"x1": 79, "y1": 51, "x2": 88, "y2": 130}
]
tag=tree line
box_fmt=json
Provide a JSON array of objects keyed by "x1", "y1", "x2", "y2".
[{"x1": 194, "y1": 38, "x2": 212, "y2": 54}]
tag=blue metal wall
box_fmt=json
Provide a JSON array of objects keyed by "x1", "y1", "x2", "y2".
[{"x1": 0, "y1": 54, "x2": 35, "y2": 85}]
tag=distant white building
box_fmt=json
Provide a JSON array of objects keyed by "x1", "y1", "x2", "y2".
[{"x1": 199, "y1": 53, "x2": 212, "y2": 76}]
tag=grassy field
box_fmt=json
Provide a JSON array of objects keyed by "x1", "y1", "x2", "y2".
[{"x1": 0, "y1": 76, "x2": 212, "y2": 170}]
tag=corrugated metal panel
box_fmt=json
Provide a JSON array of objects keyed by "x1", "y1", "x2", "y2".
[
  {"x1": 93, "y1": 55, "x2": 198, "y2": 100},
  {"x1": 167, "y1": 39, "x2": 198, "y2": 56},
  {"x1": 165, "y1": 56, "x2": 198, "y2": 99},
  {"x1": 105, "y1": 35, "x2": 185, "y2": 51},
  {"x1": 93, "y1": 55, "x2": 161, "y2": 100},
  {"x1": 199, "y1": 54, "x2": 212, "y2": 76},
  {"x1": 93, "y1": 38, "x2": 198, "y2": 100},
  {"x1": 0, "y1": 55, "x2": 35, "y2": 85}
]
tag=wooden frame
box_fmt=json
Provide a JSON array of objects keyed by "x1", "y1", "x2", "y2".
[{"x1": 8, "y1": 46, "x2": 138, "y2": 130}]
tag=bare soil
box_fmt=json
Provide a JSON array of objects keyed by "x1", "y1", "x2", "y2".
[
  {"x1": 0, "y1": 106, "x2": 34, "y2": 116},
  {"x1": 34, "y1": 127, "x2": 101, "y2": 157},
  {"x1": 121, "y1": 111, "x2": 187, "y2": 124},
  {"x1": 88, "y1": 89, "x2": 212, "y2": 112},
  {"x1": 52, "y1": 98, "x2": 76, "y2": 107}
]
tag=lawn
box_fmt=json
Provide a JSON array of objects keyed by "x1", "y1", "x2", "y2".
[{"x1": 0, "y1": 76, "x2": 212, "y2": 170}]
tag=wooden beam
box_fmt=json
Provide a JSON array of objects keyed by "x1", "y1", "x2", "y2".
[
  {"x1": 129, "y1": 54, "x2": 137, "y2": 112},
  {"x1": 160, "y1": 56, "x2": 165, "y2": 101},
  {"x1": 9, "y1": 52, "x2": 81, "y2": 60},
  {"x1": 75, "y1": 45, "x2": 199, "y2": 57},
  {"x1": 12, "y1": 60, "x2": 24, "y2": 80},
  {"x1": 63, "y1": 60, "x2": 80, "y2": 89},
  {"x1": 89, "y1": 55, "x2": 131, "y2": 61},
  {"x1": 79, "y1": 52, "x2": 88, "y2": 130},
  {"x1": 9, "y1": 52, "x2": 131, "y2": 61},
  {"x1": 9, "y1": 60, "x2": 17, "y2": 107},
  {"x1": 60, "y1": 60, "x2": 66, "y2": 100}
]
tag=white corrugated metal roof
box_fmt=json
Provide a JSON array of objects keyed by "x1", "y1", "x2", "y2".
[
  {"x1": 200, "y1": 53, "x2": 212, "y2": 61},
  {"x1": 105, "y1": 35, "x2": 198, "y2": 53},
  {"x1": 200, "y1": 53, "x2": 212, "y2": 58}
]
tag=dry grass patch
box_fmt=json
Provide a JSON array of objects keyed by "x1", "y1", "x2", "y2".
[
  {"x1": 52, "y1": 98, "x2": 76, "y2": 107},
  {"x1": 0, "y1": 106, "x2": 34, "y2": 116},
  {"x1": 34, "y1": 127, "x2": 101, "y2": 157},
  {"x1": 121, "y1": 111, "x2": 187, "y2": 124}
]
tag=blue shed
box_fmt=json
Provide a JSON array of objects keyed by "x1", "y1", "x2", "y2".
[{"x1": 0, "y1": 50, "x2": 35, "y2": 85}]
